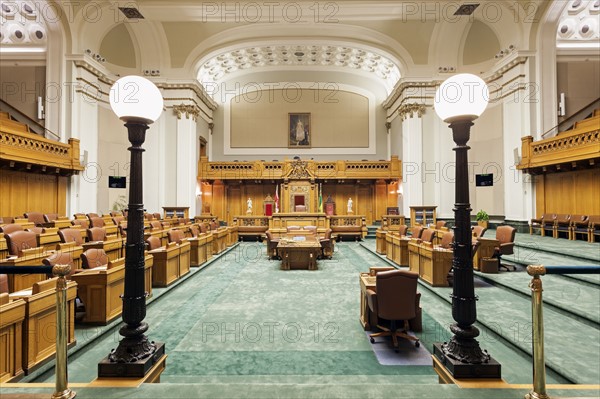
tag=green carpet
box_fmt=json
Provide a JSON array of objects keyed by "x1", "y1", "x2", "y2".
[{"x1": 21, "y1": 241, "x2": 599, "y2": 399}]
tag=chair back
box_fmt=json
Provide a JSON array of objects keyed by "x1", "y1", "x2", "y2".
[
  {"x1": 410, "y1": 226, "x2": 423, "y2": 239},
  {"x1": 210, "y1": 221, "x2": 219, "y2": 230},
  {"x1": 145, "y1": 213, "x2": 154, "y2": 221},
  {"x1": 439, "y1": 231, "x2": 454, "y2": 249},
  {"x1": 118, "y1": 224, "x2": 127, "y2": 237},
  {"x1": 472, "y1": 225, "x2": 487, "y2": 239},
  {"x1": 398, "y1": 225, "x2": 408, "y2": 236},
  {"x1": 71, "y1": 219, "x2": 90, "y2": 229},
  {"x1": 110, "y1": 211, "x2": 122, "y2": 217},
  {"x1": 0, "y1": 274, "x2": 8, "y2": 294},
  {"x1": 0, "y1": 216, "x2": 15, "y2": 224},
  {"x1": 5, "y1": 231, "x2": 38, "y2": 256},
  {"x1": 375, "y1": 270, "x2": 418, "y2": 321},
  {"x1": 146, "y1": 236, "x2": 162, "y2": 251},
  {"x1": 90, "y1": 217, "x2": 105, "y2": 228},
  {"x1": 26, "y1": 227, "x2": 44, "y2": 235},
  {"x1": 150, "y1": 221, "x2": 162, "y2": 230},
  {"x1": 303, "y1": 226, "x2": 317, "y2": 234},
  {"x1": 81, "y1": 249, "x2": 109, "y2": 269},
  {"x1": 73, "y1": 213, "x2": 86, "y2": 219},
  {"x1": 435, "y1": 220, "x2": 447, "y2": 229},
  {"x1": 555, "y1": 214, "x2": 571, "y2": 226},
  {"x1": 167, "y1": 229, "x2": 185, "y2": 244},
  {"x1": 323, "y1": 228, "x2": 332, "y2": 240},
  {"x1": 571, "y1": 214, "x2": 589, "y2": 226},
  {"x1": 44, "y1": 213, "x2": 59, "y2": 223},
  {"x1": 153, "y1": 213, "x2": 162, "y2": 220},
  {"x1": 43, "y1": 252, "x2": 75, "y2": 278},
  {"x1": 0, "y1": 223, "x2": 24, "y2": 235},
  {"x1": 287, "y1": 225, "x2": 301, "y2": 232},
  {"x1": 87, "y1": 227, "x2": 107, "y2": 242},
  {"x1": 420, "y1": 229, "x2": 435, "y2": 243},
  {"x1": 496, "y1": 225, "x2": 516, "y2": 245},
  {"x1": 58, "y1": 228, "x2": 83, "y2": 245},
  {"x1": 588, "y1": 215, "x2": 600, "y2": 227},
  {"x1": 86, "y1": 213, "x2": 99, "y2": 219},
  {"x1": 112, "y1": 216, "x2": 125, "y2": 225},
  {"x1": 25, "y1": 212, "x2": 45, "y2": 226},
  {"x1": 189, "y1": 225, "x2": 200, "y2": 237}
]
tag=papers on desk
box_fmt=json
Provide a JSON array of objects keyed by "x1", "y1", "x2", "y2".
[{"x1": 292, "y1": 236, "x2": 306, "y2": 241}]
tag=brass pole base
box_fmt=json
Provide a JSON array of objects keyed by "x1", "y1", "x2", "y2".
[
  {"x1": 51, "y1": 388, "x2": 76, "y2": 399},
  {"x1": 525, "y1": 390, "x2": 550, "y2": 399}
]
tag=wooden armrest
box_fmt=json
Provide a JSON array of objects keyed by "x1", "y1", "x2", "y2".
[{"x1": 366, "y1": 289, "x2": 377, "y2": 314}]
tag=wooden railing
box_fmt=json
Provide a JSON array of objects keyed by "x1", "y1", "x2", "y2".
[
  {"x1": 0, "y1": 121, "x2": 83, "y2": 174},
  {"x1": 232, "y1": 216, "x2": 269, "y2": 226},
  {"x1": 198, "y1": 156, "x2": 402, "y2": 181},
  {"x1": 381, "y1": 215, "x2": 407, "y2": 231},
  {"x1": 518, "y1": 116, "x2": 599, "y2": 173}
]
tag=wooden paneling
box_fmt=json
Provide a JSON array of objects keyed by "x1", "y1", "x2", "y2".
[
  {"x1": 0, "y1": 170, "x2": 67, "y2": 217},
  {"x1": 536, "y1": 169, "x2": 600, "y2": 216}
]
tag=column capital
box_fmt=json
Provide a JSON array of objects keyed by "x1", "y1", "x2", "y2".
[{"x1": 173, "y1": 103, "x2": 200, "y2": 121}]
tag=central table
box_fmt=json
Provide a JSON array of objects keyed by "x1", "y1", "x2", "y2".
[{"x1": 277, "y1": 236, "x2": 321, "y2": 270}]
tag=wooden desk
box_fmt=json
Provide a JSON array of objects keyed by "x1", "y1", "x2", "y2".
[
  {"x1": 408, "y1": 239, "x2": 421, "y2": 273},
  {"x1": 0, "y1": 295, "x2": 25, "y2": 382},
  {"x1": 473, "y1": 237, "x2": 499, "y2": 271},
  {"x1": 359, "y1": 273, "x2": 377, "y2": 330},
  {"x1": 148, "y1": 244, "x2": 180, "y2": 287},
  {"x1": 82, "y1": 238, "x2": 123, "y2": 261},
  {"x1": 10, "y1": 280, "x2": 77, "y2": 374},
  {"x1": 226, "y1": 226, "x2": 238, "y2": 246},
  {"x1": 419, "y1": 244, "x2": 453, "y2": 287},
  {"x1": 385, "y1": 232, "x2": 394, "y2": 262},
  {"x1": 0, "y1": 251, "x2": 52, "y2": 292},
  {"x1": 375, "y1": 229, "x2": 386, "y2": 254},
  {"x1": 72, "y1": 255, "x2": 153, "y2": 324},
  {"x1": 278, "y1": 237, "x2": 321, "y2": 270},
  {"x1": 212, "y1": 228, "x2": 228, "y2": 254},
  {"x1": 188, "y1": 234, "x2": 208, "y2": 267},
  {"x1": 0, "y1": 237, "x2": 7, "y2": 261},
  {"x1": 177, "y1": 241, "x2": 191, "y2": 277}
]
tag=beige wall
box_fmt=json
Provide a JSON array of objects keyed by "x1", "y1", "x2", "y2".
[
  {"x1": 230, "y1": 89, "x2": 368, "y2": 148},
  {"x1": 557, "y1": 60, "x2": 600, "y2": 122},
  {"x1": 0, "y1": 66, "x2": 45, "y2": 125}
]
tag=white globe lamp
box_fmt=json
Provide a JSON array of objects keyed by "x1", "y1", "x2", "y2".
[
  {"x1": 434, "y1": 73, "x2": 489, "y2": 123},
  {"x1": 109, "y1": 75, "x2": 163, "y2": 124}
]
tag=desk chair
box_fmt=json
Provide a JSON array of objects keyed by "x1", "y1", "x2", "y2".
[
  {"x1": 320, "y1": 228, "x2": 334, "y2": 259},
  {"x1": 472, "y1": 225, "x2": 487, "y2": 239},
  {"x1": 367, "y1": 270, "x2": 420, "y2": 351},
  {"x1": 493, "y1": 225, "x2": 516, "y2": 271},
  {"x1": 410, "y1": 226, "x2": 424, "y2": 239},
  {"x1": 81, "y1": 249, "x2": 109, "y2": 269},
  {"x1": 398, "y1": 225, "x2": 408, "y2": 237},
  {"x1": 0, "y1": 223, "x2": 24, "y2": 235},
  {"x1": 420, "y1": 229, "x2": 435, "y2": 243},
  {"x1": 5, "y1": 231, "x2": 38, "y2": 256},
  {"x1": 435, "y1": 220, "x2": 447, "y2": 229}
]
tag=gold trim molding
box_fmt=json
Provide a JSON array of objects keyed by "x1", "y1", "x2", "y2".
[
  {"x1": 398, "y1": 103, "x2": 426, "y2": 120},
  {"x1": 173, "y1": 104, "x2": 201, "y2": 121}
]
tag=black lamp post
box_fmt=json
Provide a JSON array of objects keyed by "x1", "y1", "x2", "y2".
[
  {"x1": 98, "y1": 76, "x2": 165, "y2": 378},
  {"x1": 432, "y1": 74, "x2": 501, "y2": 379}
]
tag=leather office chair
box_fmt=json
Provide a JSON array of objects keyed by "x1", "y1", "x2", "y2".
[
  {"x1": 58, "y1": 228, "x2": 84, "y2": 245},
  {"x1": 89, "y1": 217, "x2": 105, "y2": 228},
  {"x1": 541, "y1": 214, "x2": 556, "y2": 237},
  {"x1": 86, "y1": 213, "x2": 100, "y2": 220},
  {"x1": 554, "y1": 214, "x2": 571, "y2": 239},
  {"x1": 472, "y1": 225, "x2": 487, "y2": 239},
  {"x1": 0, "y1": 216, "x2": 15, "y2": 225},
  {"x1": 420, "y1": 229, "x2": 435, "y2": 243},
  {"x1": 87, "y1": 227, "x2": 107, "y2": 242},
  {"x1": 5, "y1": 230, "x2": 38, "y2": 256},
  {"x1": 26, "y1": 227, "x2": 44, "y2": 235},
  {"x1": 73, "y1": 213, "x2": 86, "y2": 219},
  {"x1": 24, "y1": 212, "x2": 45, "y2": 226},
  {"x1": 109, "y1": 211, "x2": 122, "y2": 217},
  {"x1": 43, "y1": 252, "x2": 80, "y2": 279},
  {"x1": 118, "y1": 224, "x2": 128, "y2": 238},
  {"x1": 367, "y1": 270, "x2": 420, "y2": 351},
  {"x1": 145, "y1": 213, "x2": 154, "y2": 221},
  {"x1": 210, "y1": 221, "x2": 219, "y2": 231},
  {"x1": 149, "y1": 221, "x2": 161, "y2": 230},
  {"x1": 0, "y1": 223, "x2": 24, "y2": 235},
  {"x1": 320, "y1": 228, "x2": 334, "y2": 259},
  {"x1": 570, "y1": 215, "x2": 589, "y2": 241},
  {"x1": 438, "y1": 231, "x2": 454, "y2": 249},
  {"x1": 435, "y1": 220, "x2": 447, "y2": 229},
  {"x1": 265, "y1": 231, "x2": 280, "y2": 259},
  {"x1": 71, "y1": 219, "x2": 90, "y2": 229},
  {"x1": 81, "y1": 248, "x2": 109, "y2": 269},
  {"x1": 398, "y1": 225, "x2": 408, "y2": 237},
  {"x1": 409, "y1": 226, "x2": 423, "y2": 239},
  {"x1": 167, "y1": 229, "x2": 186, "y2": 244},
  {"x1": 153, "y1": 213, "x2": 162, "y2": 220},
  {"x1": 112, "y1": 216, "x2": 125, "y2": 226},
  {"x1": 189, "y1": 225, "x2": 200, "y2": 238},
  {"x1": 493, "y1": 226, "x2": 517, "y2": 271},
  {"x1": 588, "y1": 215, "x2": 600, "y2": 243},
  {"x1": 146, "y1": 236, "x2": 162, "y2": 251},
  {"x1": 43, "y1": 213, "x2": 59, "y2": 223}
]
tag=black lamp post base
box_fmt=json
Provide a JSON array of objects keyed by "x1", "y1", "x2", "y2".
[
  {"x1": 433, "y1": 343, "x2": 501, "y2": 379},
  {"x1": 98, "y1": 342, "x2": 165, "y2": 378}
]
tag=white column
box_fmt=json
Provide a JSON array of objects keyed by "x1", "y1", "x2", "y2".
[
  {"x1": 401, "y1": 116, "x2": 423, "y2": 218},
  {"x1": 175, "y1": 107, "x2": 198, "y2": 216}
]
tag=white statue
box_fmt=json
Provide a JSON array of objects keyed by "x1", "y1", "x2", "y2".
[
  {"x1": 246, "y1": 197, "x2": 253, "y2": 214},
  {"x1": 347, "y1": 197, "x2": 353, "y2": 213}
]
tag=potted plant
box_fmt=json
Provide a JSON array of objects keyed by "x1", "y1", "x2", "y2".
[{"x1": 476, "y1": 209, "x2": 489, "y2": 229}]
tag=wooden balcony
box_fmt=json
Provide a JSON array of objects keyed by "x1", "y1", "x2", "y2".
[
  {"x1": 518, "y1": 111, "x2": 600, "y2": 174},
  {"x1": 198, "y1": 155, "x2": 402, "y2": 181},
  {"x1": 0, "y1": 116, "x2": 83, "y2": 175}
]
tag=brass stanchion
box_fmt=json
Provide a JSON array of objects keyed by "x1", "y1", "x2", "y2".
[
  {"x1": 525, "y1": 265, "x2": 550, "y2": 399},
  {"x1": 52, "y1": 264, "x2": 76, "y2": 399}
]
